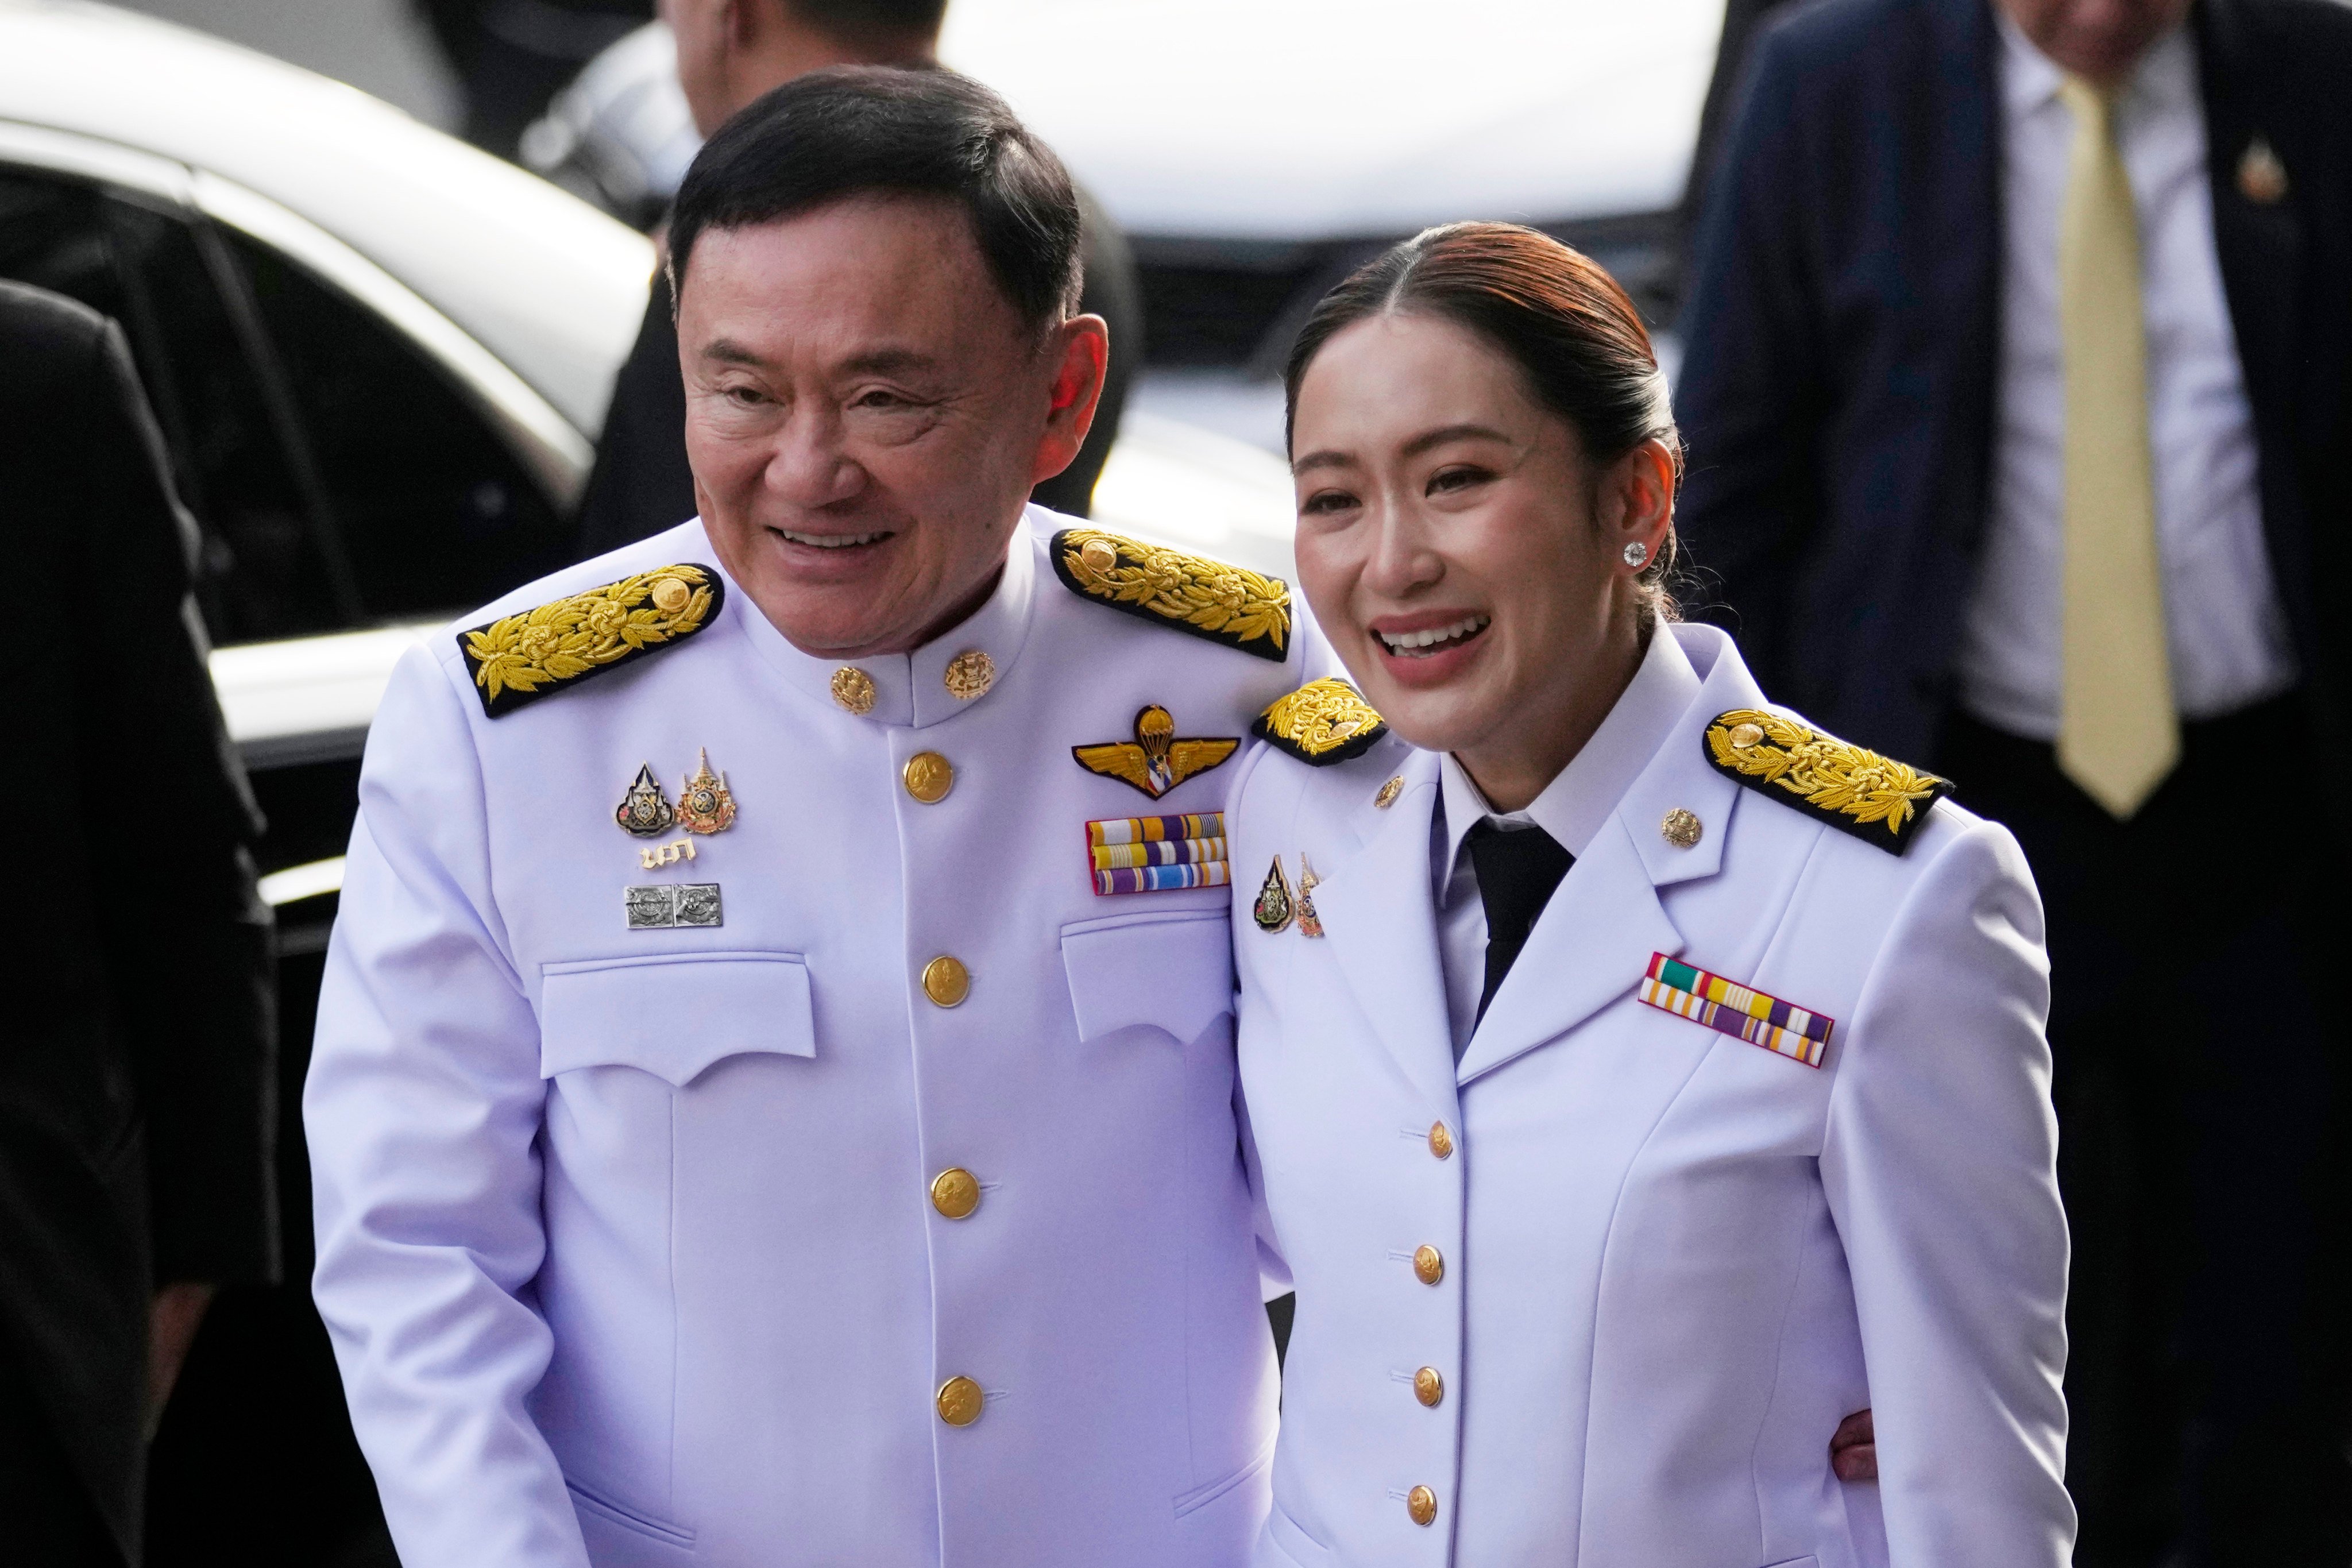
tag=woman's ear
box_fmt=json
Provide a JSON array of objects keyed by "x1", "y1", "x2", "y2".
[{"x1": 1605, "y1": 439, "x2": 1677, "y2": 562}]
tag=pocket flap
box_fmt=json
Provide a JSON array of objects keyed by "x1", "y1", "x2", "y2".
[
  {"x1": 540, "y1": 951, "x2": 814, "y2": 1086},
  {"x1": 1060, "y1": 909, "x2": 1234, "y2": 1045}
]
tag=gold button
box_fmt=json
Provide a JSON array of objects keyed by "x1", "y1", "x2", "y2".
[
  {"x1": 922, "y1": 955, "x2": 971, "y2": 1007},
  {"x1": 1412, "y1": 1245, "x2": 1444, "y2": 1285},
  {"x1": 1427, "y1": 1122, "x2": 1454, "y2": 1160},
  {"x1": 1728, "y1": 720, "x2": 1764, "y2": 750},
  {"x1": 1374, "y1": 775, "x2": 1403, "y2": 809},
  {"x1": 832, "y1": 666, "x2": 876, "y2": 715},
  {"x1": 1661, "y1": 808, "x2": 1703, "y2": 849},
  {"x1": 1406, "y1": 1485, "x2": 1438, "y2": 1527},
  {"x1": 649, "y1": 576, "x2": 691, "y2": 615},
  {"x1": 942, "y1": 649, "x2": 994, "y2": 700},
  {"x1": 903, "y1": 751, "x2": 954, "y2": 804},
  {"x1": 1413, "y1": 1366, "x2": 1445, "y2": 1407},
  {"x1": 936, "y1": 1376, "x2": 983, "y2": 1426},
  {"x1": 930, "y1": 1167, "x2": 980, "y2": 1219},
  {"x1": 1079, "y1": 538, "x2": 1118, "y2": 574}
]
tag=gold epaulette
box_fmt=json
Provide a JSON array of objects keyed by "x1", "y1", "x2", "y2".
[
  {"x1": 1252, "y1": 678, "x2": 1388, "y2": 766},
  {"x1": 456, "y1": 563, "x2": 724, "y2": 718},
  {"x1": 1703, "y1": 708, "x2": 1949, "y2": 855},
  {"x1": 1049, "y1": 527, "x2": 1289, "y2": 661}
]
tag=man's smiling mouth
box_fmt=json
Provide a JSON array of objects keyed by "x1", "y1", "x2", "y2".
[
  {"x1": 1376, "y1": 613, "x2": 1490, "y2": 657},
  {"x1": 774, "y1": 528, "x2": 892, "y2": 549}
]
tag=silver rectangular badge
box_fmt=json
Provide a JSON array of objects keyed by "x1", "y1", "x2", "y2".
[{"x1": 624, "y1": 883, "x2": 723, "y2": 929}]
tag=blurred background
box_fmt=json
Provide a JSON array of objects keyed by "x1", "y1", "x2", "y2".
[{"x1": 14, "y1": 0, "x2": 2342, "y2": 1563}]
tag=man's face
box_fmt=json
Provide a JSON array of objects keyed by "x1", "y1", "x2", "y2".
[
  {"x1": 677, "y1": 193, "x2": 1102, "y2": 659},
  {"x1": 1996, "y1": 0, "x2": 2192, "y2": 83}
]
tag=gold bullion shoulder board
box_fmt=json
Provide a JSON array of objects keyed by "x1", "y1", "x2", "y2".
[
  {"x1": 1252, "y1": 678, "x2": 1388, "y2": 766},
  {"x1": 457, "y1": 564, "x2": 724, "y2": 717},
  {"x1": 1049, "y1": 527, "x2": 1290, "y2": 661},
  {"x1": 1702, "y1": 708, "x2": 1951, "y2": 855}
]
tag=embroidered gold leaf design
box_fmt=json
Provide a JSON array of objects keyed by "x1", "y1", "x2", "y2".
[
  {"x1": 1254, "y1": 678, "x2": 1387, "y2": 762},
  {"x1": 1705, "y1": 708, "x2": 1946, "y2": 838},
  {"x1": 462, "y1": 565, "x2": 715, "y2": 703},
  {"x1": 1056, "y1": 528, "x2": 1289, "y2": 654}
]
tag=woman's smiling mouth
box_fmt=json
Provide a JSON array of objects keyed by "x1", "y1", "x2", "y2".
[{"x1": 1374, "y1": 612, "x2": 1490, "y2": 658}]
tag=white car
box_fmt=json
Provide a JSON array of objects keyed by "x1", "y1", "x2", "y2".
[{"x1": 0, "y1": 0, "x2": 1300, "y2": 932}]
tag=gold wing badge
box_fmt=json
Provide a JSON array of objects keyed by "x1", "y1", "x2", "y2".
[
  {"x1": 458, "y1": 564, "x2": 723, "y2": 718},
  {"x1": 1073, "y1": 705, "x2": 1239, "y2": 800},
  {"x1": 1702, "y1": 708, "x2": 1951, "y2": 855}
]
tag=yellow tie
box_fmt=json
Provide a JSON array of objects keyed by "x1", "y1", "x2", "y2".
[{"x1": 2055, "y1": 77, "x2": 2177, "y2": 818}]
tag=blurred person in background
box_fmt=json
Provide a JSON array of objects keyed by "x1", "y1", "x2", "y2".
[
  {"x1": 1674, "y1": 0, "x2": 2352, "y2": 1561},
  {"x1": 1, "y1": 280, "x2": 279, "y2": 1565},
  {"x1": 416, "y1": 0, "x2": 656, "y2": 159},
  {"x1": 573, "y1": 0, "x2": 1140, "y2": 558}
]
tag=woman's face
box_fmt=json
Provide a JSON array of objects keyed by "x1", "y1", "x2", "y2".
[{"x1": 1289, "y1": 311, "x2": 1666, "y2": 763}]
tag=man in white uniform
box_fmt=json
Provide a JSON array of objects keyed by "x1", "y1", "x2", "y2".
[{"x1": 306, "y1": 69, "x2": 1300, "y2": 1566}]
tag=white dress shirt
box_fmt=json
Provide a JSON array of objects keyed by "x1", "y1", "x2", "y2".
[
  {"x1": 1955, "y1": 16, "x2": 2293, "y2": 738},
  {"x1": 1432, "y1": 626, "x2": 1702, "y2": 1056}
]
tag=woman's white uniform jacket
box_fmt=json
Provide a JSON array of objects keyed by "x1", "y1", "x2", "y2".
[{"x1": 1230, "y1": 623, "x2": 2073, "y2": 1568}]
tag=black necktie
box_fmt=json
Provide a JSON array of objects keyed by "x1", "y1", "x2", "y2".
[{"x1": 1465, "y1": 820, "x2": 1573, "y2": 1046}]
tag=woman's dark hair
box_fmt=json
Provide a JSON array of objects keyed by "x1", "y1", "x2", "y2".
[
  {"x1": 1283, "y1": 221, "x2": 1683, "y2": 620},
  {"x1": 668, "y1": 66, "x2": 1081, "y2": 333}
]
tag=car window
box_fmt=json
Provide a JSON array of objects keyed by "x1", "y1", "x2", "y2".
[
  {"x1": 0, "y1": 165, "x2": 575, "y2": 643},
  {"x1": 226, "y1": 232, "x2": 572, "y2": 624},
  {"x1": 0, "y1": 166, "x2": 354, "y2": 643}
]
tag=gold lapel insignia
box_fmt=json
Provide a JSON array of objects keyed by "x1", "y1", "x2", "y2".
[
  {"x1": 943, "y1": 649, "x2": 995, "y2": 700},
  {"x1": 1374, "y1": 775, "x2": 1404, "y2": 808},
  {"x1": 1049, "y1": 528, "x2": 1291, "y2": 661},
  {"x1": 2237, "y1": 137, "x2": 2288, "y2": 205},
  {"x1": 1072, "y1": 706, "x2": 1240, "y2": 800},
  {"x1": 459, "y1": 564, "x2": 721, "y2": 717},
  {"x1": 677, "y1": 749, "x2": 737, "y2": 835},
  {"x1": 1253, "y1": 678, "x2": 1388, "y2": 766},
  {"x1": 1702, "y1": 708, "x2": 1950, "y2": 855},
  {"x1": 615, "y1": 763, "x2": 675, "y2": 837},
  {"x1": 1295, "y1": 856, "x2": 1324, "y2": 937},
  {"x1": 1252, "y1": 855, "x2": 1296, "y2": 932}
]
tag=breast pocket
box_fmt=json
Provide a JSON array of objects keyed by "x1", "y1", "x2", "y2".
[
  {"x1": 1060, "y1": 907, "x2": 1234, "y2": 1048},
  {"x1": 540, "y1": 951, "x2": 816, "y2": 1084}
]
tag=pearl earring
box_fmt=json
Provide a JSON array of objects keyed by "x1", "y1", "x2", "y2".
[{"x1": 1623, "y1": 540, "x2": 1651, "y2": 567}]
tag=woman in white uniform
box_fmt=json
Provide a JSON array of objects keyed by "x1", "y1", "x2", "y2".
[{"x1": 1231, "y1": 223, "x2": 2073, "y2": 1567}]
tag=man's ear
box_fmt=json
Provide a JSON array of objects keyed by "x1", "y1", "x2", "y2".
[{"x1": 1029, "y1": 314, "x2": 1110, "y2": 486}]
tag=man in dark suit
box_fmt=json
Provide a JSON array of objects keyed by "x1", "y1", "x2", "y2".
[
  {"x1": 574, "y1": 0, "x2": 1142, "y2": 558},
  {"x1": 1675, "y1": 0, "x2": 2352, "y2": 1561},
  {"x1": 0, "y1": 281, "x2": 279, "y2": 1564}
]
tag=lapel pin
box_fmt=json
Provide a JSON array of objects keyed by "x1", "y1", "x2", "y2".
[
  {"x1": 1295, "y1": 856, "x2": 1324, "y2": 937},
  {"x1": 1252, "y1": 855, "x2": 1296, "y2": 933},
  {"x1": 1073, "y1": 705, "x2": 1240, "y2": 800},
  {"x1": 943, "y1": 649, "x2": 995, "y2": 700},
  {"x1": 2237, "y1": 137, "x2": 2288, "y2": 204},
  {"x1": 1374, "y1": 775, "x2": 1403, "y2": 809},
  {"x1": 639, "y1": 839, "x2": 697, "y2": 870},
  {"x1": 677, "y1": 748, "x2": 737, "y2": 835},
  {"x1": 1661, "y1": 808, "x2": 1703, "y2": 848},
  {"x1": 615, "y1": 763, "x2": 675, "y2": 837}
]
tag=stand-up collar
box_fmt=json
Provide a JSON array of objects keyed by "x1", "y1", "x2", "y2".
[
  {"x1": 1434, "y1": 625, "x2": 1702, "y2": 901},
  {"x1": 727, "y1": 509, "x2": 1040, "y2": 728}
]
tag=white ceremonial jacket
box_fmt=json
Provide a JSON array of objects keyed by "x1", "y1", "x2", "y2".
[
  {"x1": 1230, "y1": 624, "x2": 2073, "y2": 1568},
  {"x1": 307, "y1": 513, "x2": 1303, "y2": 1568}
]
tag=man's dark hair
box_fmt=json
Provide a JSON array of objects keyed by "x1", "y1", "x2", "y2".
[
  {"x1": 789, "y1": 0, "x2": 949, "y2": 45},
  {"x1": 668, "y1": 66, "x2": 1082, "y2": 334}
]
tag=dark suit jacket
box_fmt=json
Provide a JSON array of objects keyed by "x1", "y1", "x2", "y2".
[
  {"x1": 0, "y1": 281, "x2": 278, "y2": 1558},
  {"x1": 574, "y1": 184, "x2": 1145, "y2": 558},
  {"x1": 1674, "y1": 0, "x2": 2352, "y2": 768}
]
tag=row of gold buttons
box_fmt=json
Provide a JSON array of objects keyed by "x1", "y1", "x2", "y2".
[{"x1": 1403, "y1": 1120, "x2": 1454, "y2": 1524}]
